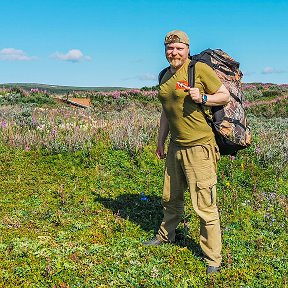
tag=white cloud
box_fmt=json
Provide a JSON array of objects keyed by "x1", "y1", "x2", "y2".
[
  {"x1": 262, "y1": 67, "x2": 286, "y2": 74},
  {"x1": 121, "y1": 74, "x2": 157, "y2": 82},
  {"x1": 0, "y1": 48, "x2": 37, "y2": 61},
  {"x1": 52, "y1": 49, "x2": 91, "y2": 62},
  {"x1": 138, "y1": 73, "x2": 157, "y2": 81}
]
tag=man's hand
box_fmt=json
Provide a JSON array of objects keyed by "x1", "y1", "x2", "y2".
[
  {"x1": 176, "y1": 82, "x2": 202, "y2": 103},
  {"x1": 188, "y1": 87, "x2": 202, "y2": 103},
  {"x1": 156, "y1": 145, "x2": 166, "y2": 159}
]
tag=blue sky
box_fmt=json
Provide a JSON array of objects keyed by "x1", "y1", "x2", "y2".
[{"x1": 0, "y1": 0, "x2": 287, "y2": 88}]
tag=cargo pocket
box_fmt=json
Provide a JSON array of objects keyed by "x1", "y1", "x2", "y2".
[{"x1": 196, "y1": 177, "x2": 217, "y2": 209}]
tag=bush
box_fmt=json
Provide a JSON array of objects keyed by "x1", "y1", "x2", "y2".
[
  {"x1": 243, "y1": 88, "x2": 263, "y2": 102},
  {"x1": 0, "y1": 90, "x2": 56, "y2": 106},
  {"x1": 262, "y1": 90, "x2": 282, "y2": 98},
  {"x1": 242, "y1": 83, "x2": 286, "y2": 102},
  {"x1": 247, "y1": 97, "x2": 288, "y2": 118}
]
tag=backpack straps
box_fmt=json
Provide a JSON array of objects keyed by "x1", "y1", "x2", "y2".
[
  {"x1": 158, "y1": 67, "x2": 169, "y2": 85},
  {"x1": 188, "y1": 60, "x2": 197, "y2": 87},
  {"x1": 188, "y1": 60, "x2": 214, "y2": 123}
]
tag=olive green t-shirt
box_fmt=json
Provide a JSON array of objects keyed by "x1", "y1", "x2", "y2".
[{"x1": 159, "y1": 59, "x2": 222, "y2": 146}]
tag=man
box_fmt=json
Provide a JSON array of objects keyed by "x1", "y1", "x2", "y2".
[{"x1": 143, "y1": 30, "x2": 230, "y2": 275}]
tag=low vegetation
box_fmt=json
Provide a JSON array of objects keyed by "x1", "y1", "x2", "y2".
[{"x1": 0, "y1": 84, "x2": 287, "y2": 287}]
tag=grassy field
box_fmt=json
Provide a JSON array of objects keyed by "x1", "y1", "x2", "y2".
[{"x1": 0, "y1": 84, "x2": 287, "y2": 287}]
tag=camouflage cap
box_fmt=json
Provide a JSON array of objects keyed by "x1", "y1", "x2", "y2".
[{"x1": 164, "y1": 30, "x2": 190, "y2": 45}]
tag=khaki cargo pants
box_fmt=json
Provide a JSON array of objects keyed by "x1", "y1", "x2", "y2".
[{"x1": 157, "y1": 141, "x2": 222, "y2": 267}]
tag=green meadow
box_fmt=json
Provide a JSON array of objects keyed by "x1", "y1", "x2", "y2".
[{"x1": 0, "y1": 84, "x2": 287, "y2": 287}]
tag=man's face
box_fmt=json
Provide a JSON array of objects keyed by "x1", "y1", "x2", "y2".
[{"x1": 165, "y1": 42, "x2": 189, "y2": 70}]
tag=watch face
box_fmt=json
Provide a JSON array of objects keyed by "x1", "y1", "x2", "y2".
[{"x1": 202, "y1": 94, "x2": 208, "y2": 104}]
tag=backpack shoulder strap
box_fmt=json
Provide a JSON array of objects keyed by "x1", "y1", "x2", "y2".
[
  {"x1": 158, "y1": 67, "x2": 169, "y2": 85},
  {"x1": 188, "y1": 59, "x2": 197, "y2": 87},
  {"x1": 188, "y1": 59, "x2": 212, "y2": 120}
]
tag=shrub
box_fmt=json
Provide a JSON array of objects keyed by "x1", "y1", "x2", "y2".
[
  {"x1": 247, "y1": 97, "x2": 288, "y2": 118},
  {"x1": 262, "y1": 90, "x2": 282, "y2": 98},
  {"x1": 0, "y1": 89, "x2": 56, "y2": 106},
  {"x1": 243, "y1": 88, "x2": 263, "y2": 102}
]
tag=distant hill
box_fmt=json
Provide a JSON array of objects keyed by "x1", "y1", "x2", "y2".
[{"x1": 0, "y1": 83, "x2": 130, "y2": 94}]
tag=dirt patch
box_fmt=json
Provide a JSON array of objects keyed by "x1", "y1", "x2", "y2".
[
  {"x1": 55, "y1": 97, "x2": 92, "y2": 108},
  {"x1": 67, "y1": 98, "x2": 92, "y2": 107}
]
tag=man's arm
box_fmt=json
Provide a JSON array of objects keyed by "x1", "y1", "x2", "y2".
[
  {"x1": 189, "y1": 84, "x2": 230, "y2": 106},
  {"x1": 156, "y1": 110, "x2": 169, "y2": 159}
]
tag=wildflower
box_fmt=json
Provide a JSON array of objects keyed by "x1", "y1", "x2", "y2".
[
  {"x1": 140, "y1": 192, "x2": 148, "y2": 201},
  {"x1": 1, "y1": 120, "x2": 7, "y2": 128},
  {"x1": 269, "y1": 219, "x2": 276, "y2": 227},
  {"x1": 36, "y1": 124, "x2": 45, "y2": 130},
  {"x1": 51, "y1": 128, "x2": 57, "y2": 135},
  {"x1": 30, "y1": 88, "x2": 40, "y2": 93},
  {"x1": 225, "y1": 182, "x2": 231, "y2": 187},
  {"x1": 151, "y1": 267, "x2": 159, "y2": 278},
  {"x1": 112, "y1": 91, "x2": 121, "y2": 99},
  {"x1": 32, "y1": 117, "x2": 37, "y2": 126}
]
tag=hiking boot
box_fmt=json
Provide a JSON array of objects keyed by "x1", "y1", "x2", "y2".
[
  {"x1": 142, "y1": 237, "x2": 165, "y2": 246},
  {"x1": 206, "y1": 266, "x2": 221, "y2": 275}
]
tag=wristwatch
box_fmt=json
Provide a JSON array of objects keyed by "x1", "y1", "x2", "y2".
[{"x1": 202, "y1": 94, "x2": 208, "y2": 105}]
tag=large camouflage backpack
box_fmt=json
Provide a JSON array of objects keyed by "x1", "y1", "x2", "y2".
[
  {"x1": 159, "y1": 48, "x2": 252, "y2": 156},
  {"x1": 188, "y1": 49, "x2": 251, "y2": 156}
]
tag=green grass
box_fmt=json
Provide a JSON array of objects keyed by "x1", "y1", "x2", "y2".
[
  {"x1": 0, "y1": 85, "x2": 287, "y2": 287},
  {"x1": 0, "y1": 140, "x2": 287, "y2": 287}
]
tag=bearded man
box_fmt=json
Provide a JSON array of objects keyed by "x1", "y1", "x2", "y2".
[{"x1": 143, "y1": 30, "x2": 230, "y2": 275}]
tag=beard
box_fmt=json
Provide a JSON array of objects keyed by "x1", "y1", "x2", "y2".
[{"x1": 168, "y1": 58, "x2": 184, "y2": 69}]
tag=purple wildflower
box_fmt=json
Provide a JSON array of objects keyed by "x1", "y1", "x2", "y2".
[{"x1": 1, "y1": 121, "x2": 7, "y2": 128}]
